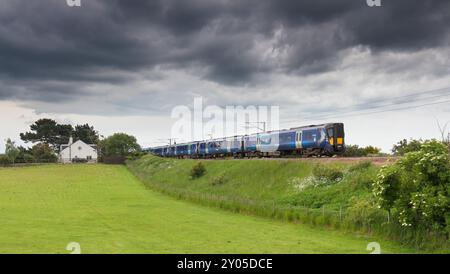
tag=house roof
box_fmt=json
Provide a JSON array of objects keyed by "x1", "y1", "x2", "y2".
[{"x1": 59, "y1": 139, "x2": 97, "y2": 154}]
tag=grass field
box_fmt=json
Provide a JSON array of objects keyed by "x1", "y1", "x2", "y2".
[
  {"x1": 0, "y1": 164, "x2": 413, "y2": 254},
  {"x1": 127, "y1": 156, "x2": 367, "y2": 210}
]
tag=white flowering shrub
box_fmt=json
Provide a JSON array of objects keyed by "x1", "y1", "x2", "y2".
[
  {"x1": 290, "y1": 167, "x2": 343, "y2": 192},
  {"x1": 373, "y1": 140, "x2": 450, "y2": 233},
  {"x1": 290, "y1": 176, "x2": 321, "y2": 191}
]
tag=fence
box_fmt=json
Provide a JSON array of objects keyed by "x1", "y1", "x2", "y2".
[
  {"x1": 0, "y1": 159, "x2": 59, "y2": 167},
  {"x1": 132, "y1": 169, "x2": 448, "y2": 249}
]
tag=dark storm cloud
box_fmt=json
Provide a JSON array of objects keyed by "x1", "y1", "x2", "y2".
[{"x1": 0, "y1": 0, "x2": 449, "y2": 105}]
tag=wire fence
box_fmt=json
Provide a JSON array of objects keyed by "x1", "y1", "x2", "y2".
[
  {"x1": 135, "y1": 175, "x2": 393, "y2": 231},
  {"x1": 0, "y1": 159, "x2": 61, "y2": 167}
]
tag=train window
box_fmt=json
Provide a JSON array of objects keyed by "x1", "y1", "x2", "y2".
[
  {"x1": 260, "y1": 136, "x2": 272, "y2": 145},
  {"x1": 336, "y1": 124, "x2": 344, "y2": 137},
  {"x1": 303, "y1": 131, "x2": 317, "y2": 142},
  {"x1": 327, "y1": 128, "x2": 334, "y2": 137}
]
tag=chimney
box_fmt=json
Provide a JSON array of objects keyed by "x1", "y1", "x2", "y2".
[{"x1": 69, "y1": 136, "x2": 73, "y2": 145}]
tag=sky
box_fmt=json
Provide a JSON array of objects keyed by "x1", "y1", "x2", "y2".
[{"x1": 0, "y1": 0, "x2": 449, "y2": 152}]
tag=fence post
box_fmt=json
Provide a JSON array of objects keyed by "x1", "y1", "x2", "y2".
[
  {"x1": 387, "y1": 211, "x2": 390, "y2": 223},
  {"x1": 339, "y1": 205, "x2": 342, "y2": 222},
  {"x1": 322, "y1": 205, "x2": 325, "y2": 217}
]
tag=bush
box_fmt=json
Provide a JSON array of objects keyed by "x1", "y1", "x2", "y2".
[
  {"x1": 446, "y1": 214, "x2": 450, "y2": 236},
  {"x1": 312, "y1": 164, "x2": 344, "y2": 183},
  {"x1": 32, "y1": 143, "x2": 57, "y2": 163},
  {"x1": 72, "y1": 158, "x2": 88, "y2": 163},
  {"x1": 342, "y1": 145, "x2": 367, "y2": 157},
  {"x1": 210, "y1": 172, "x2": 228, "y2": 186},
  {"x1": 190, "y1": 162, "x2": 206, "y2": 179},
  {"x1": 392, "y1": 138, "x2": 423, "y2": 156},
  {"x1": 102, "y1": 155, "x2": 126, "y2": 164},
  {"x1": 22, "y1": 153, "x2": 35, "y2": 163},
  {"x1": 373, "y1": 140, "x2": 450, "y2": 235},
  {"x1": 0, "y1": 155, "x2": 12, "y2": 166},
  {"x1": 343, "y1": 145, "x2": 382, "y2": 157}
]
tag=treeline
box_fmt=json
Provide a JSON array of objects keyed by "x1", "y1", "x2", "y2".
[
  {"x1": 343, "y1": 137, "x2": 450, "y2": 157},
  {"x1": 1, "y1": 118, "x2": 142, "y2": 165},
  {"x1": 342, "y1": 145, "x2": 383, "y2": 157}
]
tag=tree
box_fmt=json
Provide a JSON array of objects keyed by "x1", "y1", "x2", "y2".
[
  {"x1": 100, "y1": 133, "x2": 141, "y2": 157},
  {"x1": 0, "y1": 155, "x2": 11, "y2": 166},
  {"x1": 20, "y1": 119, "x2": 101, "y2": 151},
  {"x1": 436, "y1": 119, "x2": 449, "y2": 143},
  {"x1": 31, "y1": 143, "x2": 58, "y2": 163},
  {"x1": 5, "y1": 139, "x2": 20, "y2": 165},
  {"x1": 20, "y1": 119, "x2": 73, "y2": 150},
  {"x1": 15, "y1": 146, "x2": 34, "y2": 163},
  {"x1": 364, "y1": 146, "x2": 381, "y2": 155},
  {"x1": 392, "y1": 139, "x2": 423, "y2": 156},
  {"x1": 73, "y1": 124, "x2": 99, "y2": 144},
  {"x1": 342, "y1": 145, "x2": 367, "y2": 157},
  {"x1": 342, "y1": 144, "x2": 382, "y2": 157}
]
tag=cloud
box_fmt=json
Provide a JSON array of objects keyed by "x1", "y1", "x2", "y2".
[{"x1": 0, "y1": 0, "x2": 449, "y2": 143}]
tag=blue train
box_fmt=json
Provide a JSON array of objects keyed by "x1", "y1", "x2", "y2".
[{"x1": 148, "y1": 123, "x2": 345, "y2": 158}]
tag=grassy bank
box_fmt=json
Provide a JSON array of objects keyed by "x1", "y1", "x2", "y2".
[
  {"x1": 127, "y1": 155, "x2": 449, "y2": 252},
  {"x1": 0, "y1": 164, "x2": 413, "y2": 253}
]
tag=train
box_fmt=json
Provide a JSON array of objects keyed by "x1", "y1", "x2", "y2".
[{"x1": 147, "y1": 123, "x2": 345, "y2": 158}]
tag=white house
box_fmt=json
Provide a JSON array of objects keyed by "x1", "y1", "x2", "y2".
[{"x1": 59, "y1": 137, "x2": 98, "y2": 163}]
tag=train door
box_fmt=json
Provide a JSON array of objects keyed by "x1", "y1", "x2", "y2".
[
  {"x1": 334, "y1": 123, "x2": 345, "y2": 152},
  {"x1": 295, "y1": 131, "x2": 302, "y2": 149},
  {"x1": 194, "y1": 143, "x2": 199, "y2": 155},
  {"x1": 256, "y1": 135, "x2": 260, "y2": 152},
  {"x1": 327, "y1": 127, "x2": 335, "y2": 146}
]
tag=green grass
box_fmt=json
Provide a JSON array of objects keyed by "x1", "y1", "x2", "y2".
[
  {"x1": 127, "y1": 156, "x2": 372, "y2": 214},
  {"x1": 126, "y1": 155, "x2": 449, "y2": 252},
  {"x1": 0, "y1": 164, "x2": 413, "y2": 253}
]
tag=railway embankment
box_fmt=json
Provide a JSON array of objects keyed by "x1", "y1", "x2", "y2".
[{"x1": 127, "y1": 154, "x2": 449, "y2": 252}]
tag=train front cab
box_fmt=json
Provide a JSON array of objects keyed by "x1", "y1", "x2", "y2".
[{"x1": 326, "y1": 123, "x2": 345, "y2": 154}]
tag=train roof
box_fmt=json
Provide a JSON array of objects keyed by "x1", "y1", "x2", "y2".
[{"x1": 147, "y1": 122, "x2": 343, "y2": 149}]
